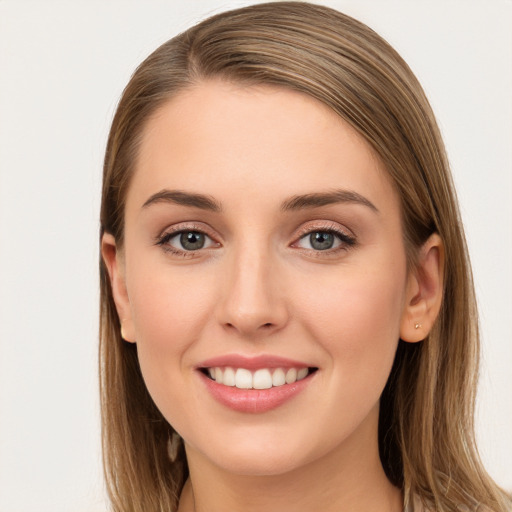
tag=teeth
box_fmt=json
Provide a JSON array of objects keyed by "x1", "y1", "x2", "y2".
[
  {"x1": 253, "y1": 369, "x2": 272, "y2": 389},
  {"x1": 235, "y1": 368, "x2": 253, "y2": 389},
  {"x1": 272, "y1": 368, "x2": 286, "y2": 387},
  {"x1": 223, "y1": 367, "x2": 236, "y2": 387},
  {"x1": 285, "y1": 368, "x2": 297, "y2": 384},
  {"x1": 297, "y1": 368, "x2": 308, "y2": 381},
  {"x1": 205, "y1": 366, "x2": 311, "y2": 389}
]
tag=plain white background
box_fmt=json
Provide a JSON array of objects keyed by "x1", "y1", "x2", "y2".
[{"x1": 0, "y1": 1, "x2": 510, "y2": 510}]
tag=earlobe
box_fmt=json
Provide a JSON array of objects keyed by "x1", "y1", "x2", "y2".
[
  {"x1": 400, "y1": 233, "x2": 444, "y2": 343},
  {"x1": 101, "y1": 233, "x2": 136, "y2": 343}
]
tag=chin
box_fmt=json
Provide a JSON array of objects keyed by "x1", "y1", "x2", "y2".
[
  {"x1": 213, "y1": 449, "x2": 308, "y2": 477},
  {"x1": 188, "y1": 427, "x2": 331, "y2": 477}
]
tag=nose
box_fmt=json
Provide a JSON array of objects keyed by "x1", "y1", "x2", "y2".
[{"x1": 215, "y1": 244, "x2": 289, "y2": 338}]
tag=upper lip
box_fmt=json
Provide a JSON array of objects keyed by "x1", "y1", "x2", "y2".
[{"x1": 196, "y1": 354, "x2": 316, "y2": 370}]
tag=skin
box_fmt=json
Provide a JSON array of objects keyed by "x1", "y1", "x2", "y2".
[{"x1": 102, "y1": 80, "x2": 443, "y2": 512}]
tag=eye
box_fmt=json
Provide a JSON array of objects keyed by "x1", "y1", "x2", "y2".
[
  {"x1": 294, "y1": 228, "x2": 356, "y2": 252},
  {"x1": 158, "y1": 229, "x2": 217, "y2": 253},
  {"x1": 174, "y1": 231, "x2": 208, "y2": 251},
  {"x1": 303, "y1": 231, "x2": 338, "y2": 250}
]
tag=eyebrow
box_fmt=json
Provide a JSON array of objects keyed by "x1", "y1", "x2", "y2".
[
  {"x1": 280, "y1": 189, "x2": 379, "y2": 213},
  {"x1": 141, "y1": 188, "x2": 378, "y2": 214},
  {"x1": 142, "y1": 189, "x2": 222, "y2": 212}
]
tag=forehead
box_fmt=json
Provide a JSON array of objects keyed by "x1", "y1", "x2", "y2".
[{"x1": 128, "y1": 80, "x2": 398, "y2": 215}]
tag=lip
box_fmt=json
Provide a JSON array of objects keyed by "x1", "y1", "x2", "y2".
[
  {"x1": 196, "y1": 354, "x2": 313, "y2": 370},
  {"x1": 196, "y1": 354, "x2": 317, "y2": 414}
]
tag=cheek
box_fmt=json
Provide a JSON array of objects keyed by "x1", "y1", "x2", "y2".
[
  {"x1": 124, "y1": 263, "x2": 217, "y2": 407},
  {"x1": 296, "y1": 263, "x2": 406, "y2": 392},
  {"x1": 128, "y1": 263, "x2": 215, "y2": 348}
]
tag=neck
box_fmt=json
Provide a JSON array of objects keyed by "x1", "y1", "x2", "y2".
[{"x1": 178, "y1": 408, "x2": 402, "y2": 512}]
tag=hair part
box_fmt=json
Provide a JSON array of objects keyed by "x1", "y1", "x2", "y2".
[{"x1": 99, "y1": 2, "x2": 510, "y2": 510}]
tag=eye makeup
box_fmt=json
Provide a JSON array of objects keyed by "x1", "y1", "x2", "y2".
[
  {"x1": 154, "y1": 222, "x2": 220, "y2": 258},
  {"x1": 291, "y1": 221, "x2": 357, "y2": 257},
  {"x1": 153, "y1": 218, "x2": 357, "y2": 260}
]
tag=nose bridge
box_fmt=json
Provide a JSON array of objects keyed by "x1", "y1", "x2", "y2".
[{"x1": 217, "y1": 235, "x2": 287, "y2": 336}]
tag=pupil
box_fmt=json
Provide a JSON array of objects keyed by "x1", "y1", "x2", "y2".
[
  {"x1": 180, "y1": 231, "x2": 205, "y2": 250},
  {"x1": 310, "y1": 232, "x2": 334, "y2": 250}
]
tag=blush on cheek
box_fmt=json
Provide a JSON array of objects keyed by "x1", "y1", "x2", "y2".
[
  {"x1": 130, "y1": 267, "x2": 216, "y2": 349},
  {"x1": 298, "y1": 274, "x2": 404, "y2": 378}
]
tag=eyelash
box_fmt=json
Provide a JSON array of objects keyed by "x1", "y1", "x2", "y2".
[
  {"x1": 155, "y1": 223, "x2": 218, "y2": 258},
  {"x1": 292, "y1": 223, "x2": 356, "y2": 256},
  {"x1": 155, "y1": 222, "x2": 356, "y2": 258}
]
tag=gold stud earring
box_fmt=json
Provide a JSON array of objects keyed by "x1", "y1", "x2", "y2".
[{"x1": 414, "y1": 323, "x2": 422, "y2": 330}]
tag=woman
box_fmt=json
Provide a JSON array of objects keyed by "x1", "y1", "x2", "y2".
[{"x1": 99, "y1": 2, "x2": 511, "y2": 511}]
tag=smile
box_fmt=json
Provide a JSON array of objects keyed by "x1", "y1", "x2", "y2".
[
  {"x1": 204, "y1": 366, "x2": 314, "y2": 389},
  {"x1": 197, "y1": 356, "x2": 318, "y2": 413}
]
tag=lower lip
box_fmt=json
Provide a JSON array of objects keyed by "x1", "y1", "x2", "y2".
[{"x1": 199, "y1": 371, "x2": 314, "y2": 413}]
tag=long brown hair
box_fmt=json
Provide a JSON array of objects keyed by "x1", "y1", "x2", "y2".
[{"x1": 99, "y1": 3, "x2": 511, "y2": 511}]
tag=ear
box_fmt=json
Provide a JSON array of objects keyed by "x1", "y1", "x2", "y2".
[
  {"x1": 400, "y1": 233, "x2": 444, "y2": 343},
  {"x1": 101, "y1": 233, "x2": 136, "y2": 343}
]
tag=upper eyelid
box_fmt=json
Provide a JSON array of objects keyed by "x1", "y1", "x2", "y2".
[
  {"x1": 156, "y1": 222, "x2": 218, "y2": 240},
  {"x1": 293, "y1": 220, "x2": 355, "y2": 238}
]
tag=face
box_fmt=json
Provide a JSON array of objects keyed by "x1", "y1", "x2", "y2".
[{"x1": 107, "y1": 80, "x2": 416, "y2": 476}]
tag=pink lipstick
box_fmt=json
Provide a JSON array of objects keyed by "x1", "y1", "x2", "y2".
[{"x1": 196, "y1": 354, "x2": 317, "y2": 413}]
